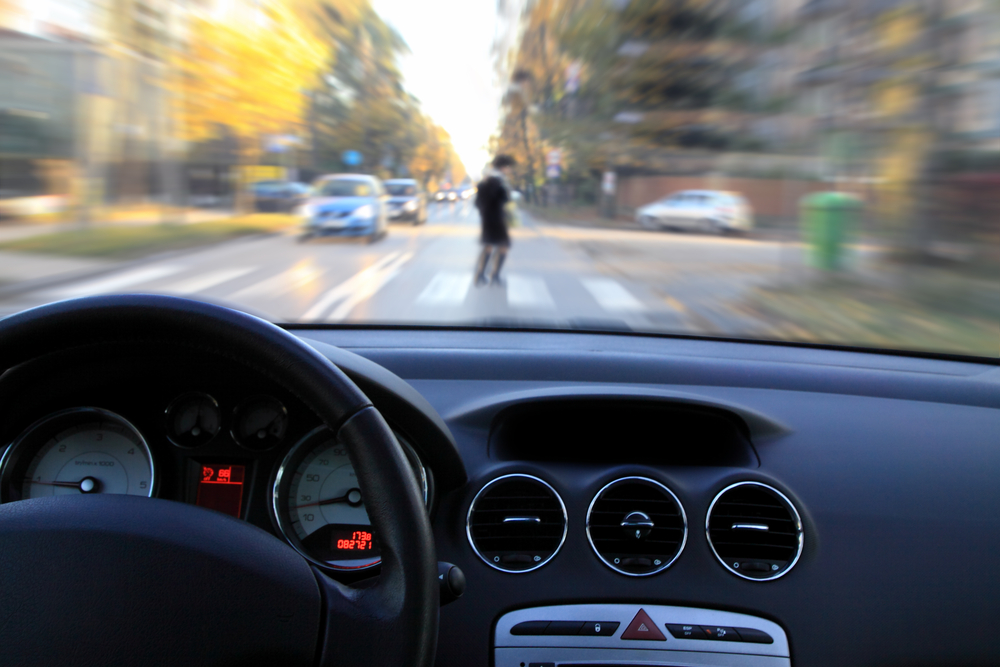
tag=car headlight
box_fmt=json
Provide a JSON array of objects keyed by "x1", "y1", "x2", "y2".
[
  {"x1": 403, "y1": 200, "x2": 417, "y2": 212},
  {"x1": 353, "y1": 204, "x2": 374, "y2": 219},
  {"x1": 297, "y1": 203, "x2": 316, "y2": 217}
]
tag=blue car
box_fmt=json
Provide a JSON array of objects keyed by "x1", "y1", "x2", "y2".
[{"x1": 298, "y1": 174, "x2": 388, "y2": 243}]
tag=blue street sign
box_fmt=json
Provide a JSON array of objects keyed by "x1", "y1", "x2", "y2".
[{"x1": 342, "y1": 150, "x2": 362, "y2": 166}]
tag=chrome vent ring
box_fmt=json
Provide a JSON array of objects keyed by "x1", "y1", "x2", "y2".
[
  {"x1": 586, "y1": 476, "x2": 687, "y2": 576},
  {"x1": 706, "y1": 481, "x2": 804, "y2": 581},
  {"x1": 466, "y1": 473, "x2": 567, "y2": 573}
]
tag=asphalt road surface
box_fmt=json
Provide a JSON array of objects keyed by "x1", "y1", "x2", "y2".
[{"x1": 0, "y1": 201, "x2": 806, "y2": 335}]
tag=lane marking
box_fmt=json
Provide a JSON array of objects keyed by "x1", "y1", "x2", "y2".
[
  {"x1": 301, "y1": 251, "x2": 412, "y2": 320},
  {"x1": 506, "y1": 274, "x2": 554, "y2": 309},
  {"x1": 581, "y1": 277, "x2": 646, "y2": 312},
  {"x1": 229, "y1": 262, "x2": 324, "y2": 300},
  {"x1": 165, "y1": 267, "x2": 255, "y2": 294},
  {"x1": 327, "y1": 252, "x2": 413, "y2": 321},
  {"x1": 50, "y1": 264, "x2": 184, "y2": 298},
  {"x1": 416, "y1": 271, "x2": 473, "y2": 306}
]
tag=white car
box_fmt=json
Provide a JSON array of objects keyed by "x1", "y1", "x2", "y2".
[{"x1": 636, "y1": 190, "x2": 753, "y2": 234}]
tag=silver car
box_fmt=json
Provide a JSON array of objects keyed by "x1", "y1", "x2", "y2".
[{"x1": 636, "y1": 190, "x2": 753, "y2": 234}]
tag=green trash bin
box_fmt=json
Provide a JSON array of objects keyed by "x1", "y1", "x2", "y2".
[{"x1": 800, "y1": 191, "x2": 861, "y2": 270}]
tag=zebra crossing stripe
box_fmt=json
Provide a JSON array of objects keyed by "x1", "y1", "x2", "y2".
[
  {"x1": 51, "y1": 264, "x2": 184, "y2": 298},
  {"x1": 166, "y1": 267, "x2": 255, "y2": 294},
  {"x1": 416, "y1": 271, "x2": 473, "y2": 306},
  {"x1": 506, "y1": 275, "x2": 554, "y2": 309},
  {"x1": 581, "y1": 277, "x2": 646, "y2": 311}
]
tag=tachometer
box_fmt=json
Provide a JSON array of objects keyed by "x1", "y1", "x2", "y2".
[
  {"x1": 0, "y1": 408, "x2": 155, "y2": 503},
  {"x1": 272, "y1": 426, "x2": 427, "y2": 570}
]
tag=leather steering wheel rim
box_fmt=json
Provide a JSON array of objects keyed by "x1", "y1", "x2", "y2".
[{"x1": 0, "y1": 294, "x2": 438, "y2": 667}]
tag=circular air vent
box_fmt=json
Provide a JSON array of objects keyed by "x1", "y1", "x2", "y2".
[
  {"x1": 467, "y1": 473, "x2": 567, "y2": 573},
  {"x1": 586, "y1": 477, "x2": 687, "y2": 576},
  {"x1": 706, "y1": 481, "x2": 803, "y2": 581}
]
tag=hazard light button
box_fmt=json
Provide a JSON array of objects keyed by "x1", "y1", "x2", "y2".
[{"x1": 620, "y1": 608, "x2": 666, "y2": 641}]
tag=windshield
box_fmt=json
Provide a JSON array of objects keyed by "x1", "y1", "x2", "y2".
[
  {"x1": 315, "y1": 180, "x2": 372, "y2": 198},
  {"x1": 0, "y1": 0, "x2": 995, "y2": 358},
  {"x1": 386, "y1": 184, "x2": 417, "y2": 196}
]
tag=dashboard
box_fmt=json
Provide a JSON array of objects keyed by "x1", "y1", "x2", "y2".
[{"x1": 1, "y1": 326, "x2": 999, "y2": 667}]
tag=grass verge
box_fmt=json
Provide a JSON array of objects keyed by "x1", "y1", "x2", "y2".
[{"x1": 0, "y1": 214, "x2": 297, "y2": 260}]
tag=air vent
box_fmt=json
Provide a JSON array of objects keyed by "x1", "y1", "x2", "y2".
[
  {"x1": 467, "y1": 474, "x2": 567, "y2": 573},
  {"x1": 586, "y1": 477, "x2": 687, "y2": 576},
  {"x1": 706, "y1": 481, "x2": 803, "y2": 581}
]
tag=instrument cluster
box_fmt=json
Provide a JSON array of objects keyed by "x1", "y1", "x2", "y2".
[{"x1": 0, "y1": 384, "x2": 429, "y2": 576}]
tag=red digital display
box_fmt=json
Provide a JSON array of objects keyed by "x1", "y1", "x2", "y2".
[
  {"x1": 335, "y1": 530, "x2": 375, "y2": 551},
  {"x1": 195, "y1": 464, "x2": 245, "y2": 518}
]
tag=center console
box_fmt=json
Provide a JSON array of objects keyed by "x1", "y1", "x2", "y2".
[{"x1": 495, "y1": 604, "x2": 789, "y2": 667}]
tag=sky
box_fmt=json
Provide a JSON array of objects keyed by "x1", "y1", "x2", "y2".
[{"x1": 371, "y1": 0, "x2": 505, "y2": 179}]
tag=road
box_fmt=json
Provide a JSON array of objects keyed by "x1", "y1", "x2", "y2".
[{"x1": 0, "y1": 201, "x2": 808, "y2": 335}]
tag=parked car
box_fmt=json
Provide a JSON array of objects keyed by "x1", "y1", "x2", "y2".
[
  {"x1": 636, "y1": 190, "x2": 753, "y2": 234},
  {"x1": 250, "y1": 180, "x2": 310, "y2": 212},
  {"x1": 298, "y1": 174, "x2": 388, "y2": 243},
  {"x1": 384, "y1": 178, "x2": 427, "y2": 225}
]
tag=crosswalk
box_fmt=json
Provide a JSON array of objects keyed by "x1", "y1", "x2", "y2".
[{"x1": 30, "y1": 256, "x2": 655, "y2": 324}]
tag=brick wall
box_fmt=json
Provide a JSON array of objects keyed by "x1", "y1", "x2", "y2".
[{"x1": 616, "y1": 175, "x2": 832, "y2": 219}]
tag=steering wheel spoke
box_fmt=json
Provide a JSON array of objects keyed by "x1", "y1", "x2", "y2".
[{"x1": 312, "y1": 406, "x2": 439, "y2": 667}]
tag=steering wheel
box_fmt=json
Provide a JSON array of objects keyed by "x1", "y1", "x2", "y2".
[{"x1": 0, "y1": 295, "x2": 438, "y2": 666}]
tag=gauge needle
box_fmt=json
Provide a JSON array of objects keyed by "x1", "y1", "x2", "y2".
[
  {"x1": 297, "y1": 488, "x2": 362, "y2": 509},
  {"x1": 27, "y1": 476, "x2": 101, "y2": 493}
]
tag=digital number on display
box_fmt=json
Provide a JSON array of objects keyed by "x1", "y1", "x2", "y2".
[{"x1": 334, "y1": 530, "x2": 375, "y2": 551}]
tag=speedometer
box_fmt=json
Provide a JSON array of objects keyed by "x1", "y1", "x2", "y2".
[
  {"x1": 0, "y1": 408, "x2": 155, "y2": 503},
  {"x1": 272, "y1": 426, "x2": 427, "y2": 570}
]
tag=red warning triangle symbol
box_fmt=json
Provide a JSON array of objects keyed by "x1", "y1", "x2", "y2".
[{"x1": 621, "y1": 608, "x2": 666, "y2": 641}]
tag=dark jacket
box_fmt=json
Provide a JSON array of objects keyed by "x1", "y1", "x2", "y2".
[{"x1": 474, "y1": 175, "x2": 510, "y2": 246}]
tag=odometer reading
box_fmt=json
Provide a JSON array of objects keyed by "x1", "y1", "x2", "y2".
[
  {"x1": 272, "y1": 426, "x2": 427, "y2": 571},
  {"x1": 284, "y1": 436, "x2": 380, "y2": 567},
  {"x1": 333, "y1": 527, "x2": 375, "y2": 552}
]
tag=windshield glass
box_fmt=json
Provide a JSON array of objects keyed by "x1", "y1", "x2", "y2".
[
  {"x1": 386, "y1": 184, "x2": 417, "y2": 196},
  {"x1": 315, "y1": 180, "x2": 372, "y2": 198},
  {"x1": 0, "y1": 0, "x2": 995, "y2": 358}
]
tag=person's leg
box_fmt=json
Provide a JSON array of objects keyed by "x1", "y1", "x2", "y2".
[
  {"x1": 475, "y1": 245, "x2": 494, "y2": 285},
  {"x1": 489, "y1": 247, "x2": 508, "y2": 285}
]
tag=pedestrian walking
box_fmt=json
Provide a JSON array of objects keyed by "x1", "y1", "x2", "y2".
[{"x1": 473, "y1": 155, "x2": 516, "y2": 287}]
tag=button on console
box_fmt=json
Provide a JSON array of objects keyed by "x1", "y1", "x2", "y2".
[
  {"x1": 579, "y1": 621, "x2": 620, "y2": 636},
  {"x1": 510, "y1": 621, "x2": 549, "y2": 635},
  {"x1": 735, "y1": 627, "x2": 774, "y2": 644},
  {"x1": 702, "y1": 626, "x2": 739, "y2": 641},
  {"x1": 666, "y1": 624, "x2": 707, "y2": 639},
  {"x1": 621, "y1": 609, "x2": 666, "y2": 641},
  {"x1": 544, "y1": 621, "x2": 585, "y2": 635}
]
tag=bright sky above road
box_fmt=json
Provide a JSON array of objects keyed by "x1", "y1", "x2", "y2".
[{"x1": 372, "y1": 0, "x2": 503, "y2": 179}]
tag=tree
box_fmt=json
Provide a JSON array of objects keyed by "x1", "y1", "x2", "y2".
[
  {"x1": 497, "y1": 0, "x2": 750, "y2": 198},
  {"x1": 308, "y1": 4, "x2": 464, "y2": 184},
  {"x1": 173, "y1": 0, "x2": 332, "y2": 208}
]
